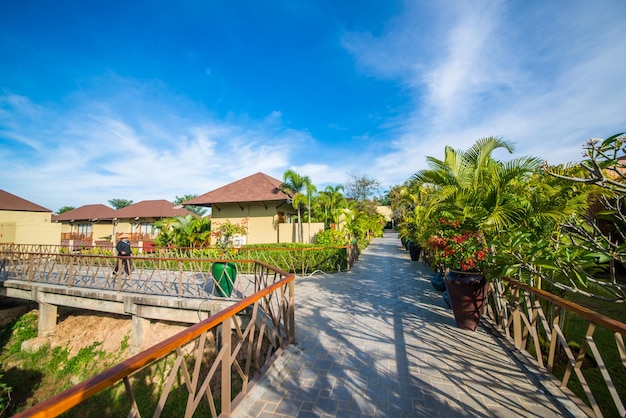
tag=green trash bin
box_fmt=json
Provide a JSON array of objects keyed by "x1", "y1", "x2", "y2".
[{"x1": 211, "y1": 262, "x2": 237, "y2": 297}]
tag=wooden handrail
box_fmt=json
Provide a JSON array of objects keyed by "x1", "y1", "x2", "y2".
[
  {"x1": 505, "y1": 278, "x2": 626, "y2": 335},
  {"x1": 12, "y1": 262, "x2": 295, "y2": 418},
  {"x1": 488, "y1": 277, "x2": 626, "y2": 417}
]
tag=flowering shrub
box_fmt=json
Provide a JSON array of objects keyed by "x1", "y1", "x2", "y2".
[
  {"x1": 211, "y1": 219, "x2": 248, "y2": 251},
  {"x1": 427, "y1": 217, "x2": 491, "y2": 272}
]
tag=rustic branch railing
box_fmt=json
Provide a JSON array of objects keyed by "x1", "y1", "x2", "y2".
[
  {"x1": 485, "y1": 278, "x2": 626, "y2": 417},
  {"x1": 0, "y1": 250, "x2": 259, "y2": 299},
  {"x1": 11, "y1": 261, "x2": 295, "y2": 418},
  {"x1": 0, "y1": 242, "x2": 359, "y2": 276}
]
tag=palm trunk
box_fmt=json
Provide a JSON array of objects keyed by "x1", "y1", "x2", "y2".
[{"x1": 297, "y1": 206, "x2": 302, "y2": 242}]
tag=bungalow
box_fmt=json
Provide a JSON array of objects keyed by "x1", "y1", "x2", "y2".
[
  {"x1": 0, "y1": 189, "x2": 61, "y2": 245},
  {"x1": 52, "y1": 200, "x2": 194, "y2": 251},
  {"x1": 52, "y1": 204, "x2": 118, "y2": 248},
  {"x1": 183, "y1": 172, "x2": 324, "y2": 244},
  {"x1": 113, "y1": 199, "x2": 195, "y2": 246}
]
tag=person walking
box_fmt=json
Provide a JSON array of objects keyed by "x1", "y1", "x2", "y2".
[{"x1": 114, "y1": 233, "x2": 132, "y2": 276}]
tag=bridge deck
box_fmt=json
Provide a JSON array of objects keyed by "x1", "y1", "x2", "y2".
[{"x1": 233, "y1": 232, "x2": 587, "y2": 418}]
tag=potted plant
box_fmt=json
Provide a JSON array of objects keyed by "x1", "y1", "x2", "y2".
[
  {"x1": 397, "y1": 208, "x2": 427, "y2": 261},
  {"x1": 211, "y1": 219, "x2": 248, "y2": 297},
  {"x1": 427, "y1": 217, "x2": 491, "y2": 330}
]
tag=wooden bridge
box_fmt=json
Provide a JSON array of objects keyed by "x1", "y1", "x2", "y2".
[{"x1": 0, "y1": 246, "x2": 280, "y2": 353}]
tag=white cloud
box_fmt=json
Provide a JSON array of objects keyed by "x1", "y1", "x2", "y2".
[
  {"x1": 340, "y1": 0, "x2": 626, "y2": 186},
  {"x1": 0, "y1": 84, "x2": 306, "y2": 211}
]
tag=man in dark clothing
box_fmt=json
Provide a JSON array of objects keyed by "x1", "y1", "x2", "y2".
[{"x1": 114, "y1": 234, "x2": 132, "y2": 276}]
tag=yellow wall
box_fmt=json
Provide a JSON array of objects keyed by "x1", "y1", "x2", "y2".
[
  {"x1": 211, "y1": 202, "x2": 297, "y2": 245},
  {"x1": 93, "y1": 223, "x2": 115, "y2": 242},
  {"x1": 278, "y1": 222, "x2": 325, "y2": 243},
  {"x1": 376, "y1": 205, "x2": 392, "y2": 222},
  {"x1": 0, "y1": 210, "x2": 61, "y2": 245}
]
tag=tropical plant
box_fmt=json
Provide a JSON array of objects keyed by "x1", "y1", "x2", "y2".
[
  {"x1": 316, "y1": 185, "x2": 347, "y2": 228},
  {"x1": 281, "y1": 169, "x2": 313, "y2": 242},
  {"x1": 154, "y1": 214, "x2": 210, "y2": 247},
  {"x1": 411, "y1": 137, "x2": 543, "y2": 234},
  {"x1": 410, "y1": 137, "x2": 547, "y2": 277},
  {"x1": 345, "y1": 202, "x2": 385, "y2": 245}
]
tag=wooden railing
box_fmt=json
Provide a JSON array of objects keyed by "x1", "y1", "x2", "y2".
[
  {"x1": 11, "y1": 261, "x2": 295, "y2": 417},
  {"x1": 0, "y1": 242, "x2": 359, "y2": 276},
  {"x1": 485, "y1": 278, "x2": 626, "y2": 417},
  {"x1": 60, "y1": 233, "x2": 93, "y2": 240},
  {"x1": 0, "y1": 250, "x2": 260, "y2": 299}
]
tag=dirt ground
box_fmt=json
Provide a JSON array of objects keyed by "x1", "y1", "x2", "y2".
[{"x1": 1, "y1": 300, "x2": 190, "y2": 356}]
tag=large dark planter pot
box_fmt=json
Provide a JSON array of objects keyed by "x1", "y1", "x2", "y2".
[
  {"x1": 431, "y1": 272, "x2": 446, "y2": 291},
  {"x1": 445, "y1": 270, "x2": 488, "y2": 331},
  {"x1": 408, "y1": 241, "x2": 422, "y2": 261},
  {"x1": 211, "y1": 262, "x2": 237, "y2": 297}
]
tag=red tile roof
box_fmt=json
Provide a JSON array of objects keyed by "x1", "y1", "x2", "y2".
[
  {"x1": 0, "y1": 189, "x2": 51, "y2": 212},
  {"x1": 184, "y1": 172, "x2": 291, "y2": 206},
  {"x1": 52, "y1": 204, "x2": 118, "y2": 222},
  {"x1": 114, "y1": 199, "x2": 195, "y2": 219}
]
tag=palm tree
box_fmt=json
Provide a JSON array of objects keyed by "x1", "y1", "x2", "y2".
[
  {"x1": 281, "y1": 169, "x2": 312, "y2": 242},
  {"x1": 411, "y1": 136, "x2": 543, "y2": 235},
  {"x1": 318, "y1": 185, "x2": 346, "y2": 228},
  {"x1": 154, "y1": 215, "x2": 211, "y2": 247},
  {"x1": 304, "y1": 181, "x2": 317, "y2": 242}
]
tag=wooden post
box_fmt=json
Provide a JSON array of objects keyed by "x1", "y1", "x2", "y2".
[
  {"x1": 512, "y1": 286, "x2": 522, "y2": 349},
  {"x1": 221, "y1": 316, "x2": 232, "y2": 416},
  {"x1": 288, "y1": 280, "x2": 295, "y2": 343}
]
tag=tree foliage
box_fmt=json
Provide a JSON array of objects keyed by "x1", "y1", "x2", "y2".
[
  {"x1": 56, "y1": 206, "x2": 75, "y2": 214},
  {"x1": 108, "y1": 199, "x2": 133, "y2": 210},
  {"x1": 345, "y1": 174, "x2": 381, "y2": 201},
  {"x1": 398, "y1": 133, "x2": 626, "y2": 302},
  {"x1": 174, "y1": 194, "x2": 207, "y2": 217},
  {"x1": 154, "y1": 214, "x2": 210, "y2": 247},
  {"x1": 281, "y1": 169, "x2": 312, "y2": 242}
]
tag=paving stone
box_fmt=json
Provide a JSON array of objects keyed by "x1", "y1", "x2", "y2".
[{"x1": 232, "y1": 232, "x2": 586, "y2": 418}]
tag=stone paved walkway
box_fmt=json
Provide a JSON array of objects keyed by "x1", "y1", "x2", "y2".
[{"x1": 233, "y1": 232, "x2": 586, "y2": 417}]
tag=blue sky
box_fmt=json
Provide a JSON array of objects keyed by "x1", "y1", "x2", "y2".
[{"x1": 1, "y1": 0, "x2": 625, "y2": 212}]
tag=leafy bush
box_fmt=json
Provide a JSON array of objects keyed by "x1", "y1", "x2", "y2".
[
  {"x1": 8, "y1": 312, "x2": 37, "y2": 354},
  {"x1": 238, "y1": 243, "x2": 349, "y2": 273},
  {"x1": 314, "y1": 229, "x2": 347, "y2": 246},
  {"x1": 0, "y1": 373, "x2": 11, "y2": 417}
]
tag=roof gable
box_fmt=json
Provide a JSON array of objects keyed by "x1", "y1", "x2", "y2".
[
  {"x1": 53, "y1": 204, "x2": 118, "y2": 222},
  {"x1": 184, "y1": 172, "x2": 290, "y2": 206},
  {"x1": 0, "y1": 189, "x2": 51, "y2": 212},
  {"x1": 115, "y1": 199, "x2": 195, "y2": 219}
]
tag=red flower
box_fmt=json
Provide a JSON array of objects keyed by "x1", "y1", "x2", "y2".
[{"x1": 426, "y1": 218, "x2": 491, "y2": 272}]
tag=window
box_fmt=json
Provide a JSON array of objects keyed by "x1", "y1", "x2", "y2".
[
  {"x1": 76, "y1": 223, "x2": 92, "y2": 238},
  {"x1": 133, "y1": 222, "x2": 155, "y2": 238}
]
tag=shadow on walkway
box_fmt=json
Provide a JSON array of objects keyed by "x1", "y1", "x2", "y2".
[{"x1": 234, "y1": 232, "x2": 583, "y2": 418}]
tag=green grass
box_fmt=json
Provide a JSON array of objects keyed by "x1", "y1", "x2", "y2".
[
  {"x1": 0, "y1": 313, "x2": 130, "y2": 416},
  {"x1": 0, "y1": 311, "x2": 272, "y2": 417}
]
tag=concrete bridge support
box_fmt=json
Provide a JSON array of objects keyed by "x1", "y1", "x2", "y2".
[
  {"x1": 1, "y1": 279, "x2": 234, "y2": 354},
  {"x1": 132, "y1": 315, "x2": 150, "y2": 354},
  {"x1": 37, "y1": 302, "x2": 57, "y2": 337}
]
